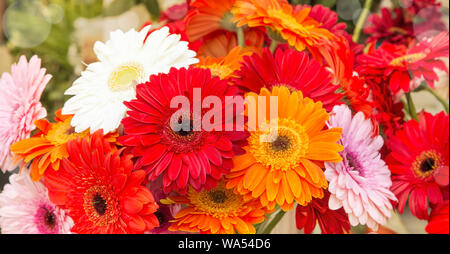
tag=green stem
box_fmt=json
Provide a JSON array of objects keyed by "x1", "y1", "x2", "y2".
[
  {"x1": 270, "y1": 40, "x2": 278, "y2": 53},
  {"x1": 424, "y1": 86, "x2": 449, "y2": 114},
  {"x1": 261, "y1": 210, "x2": 286, "y2": 234},
  {"x1": 352, "y1": 0, "x2": 373, "y2": 43},
  {"x1": 406, "y1": 92, "x2": 418, "y2": 120},
  {"x1": 237, "y1": 27, "x2": 245, "y2": 48}
]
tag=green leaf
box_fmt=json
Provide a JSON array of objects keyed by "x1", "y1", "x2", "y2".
[
  {"x1": 104, "y1": 0, "x2": 136, "y2": 17},
  {"x1": 140, "y1": 0, "x2": 160, "y2": 20},
  {"x1": 315, "y1": 0, "x2": 336, "y2": 8}
]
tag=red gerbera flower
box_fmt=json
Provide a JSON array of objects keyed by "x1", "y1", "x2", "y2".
[
  {"x1": 44, "y1": 130, "x2": 159, "y2": 234},
  {"x1": 295, "y1": 191, "x2": 350, "y2": 234},
  {"x1": 426, "y1": 201, "x2": 449, "y2": 234},
  {"x1": 119, "y1": 67, "x2": 247, "y2": 194},
  {"x1": 233, "y1": 47, "x2": 343, "y2": 111},
  {"x1": 319, "y1": 36, "x2": 373, "y2": 117},
  {"x1": 386, "y1": 111, "x2": 449, "y2": 220},
  {"x1": 356, "y1": 32, "x2": 449, "y2": 94},
  {"x1": 364, "y1": 8, "x2": 414, "y2": 45}
]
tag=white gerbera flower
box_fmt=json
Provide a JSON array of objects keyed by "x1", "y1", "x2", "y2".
[{"x1": 62, "y1": 26, "x2": 199, "y2": 134}]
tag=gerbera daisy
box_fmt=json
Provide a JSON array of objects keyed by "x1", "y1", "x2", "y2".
[
  {"x1": 295, "y1": 190, "x2": 350, "y2": 234},
  {"x1": 386, "y1": 111, "x2": 449, "y2": 220},
  {"x1": 10, "y1": 109, "x2": 117, "y2": 181},
  {"x1": 147, "y1": 179, "x2": 183, "y2": 234},
  {"x1": 167, "y1": 182, "x2": 269, "y2": 234},
  {"x1": 185, "y1": 0, "x2": 264, "y2": 57},
  {"x1": 44, "y1": 130, "x2": 160, "y2": 234},
  {"x1": 233, "y1": 47, "x2": 342, "y2": 111},
  {"x1": 119, "y1": 67, "x2": 247, "y2": 194},
  {"x1": 195, "y1": 46, "x2": 253, "y2": 80},
  {"x1": 226, "y1": 86, "x2": 343, "y2": 211},
  {"x1": 364, "y1": 8, "x2": 414, "y2": 45},
  {"x1": 0, "y1": 168, "x2": 73, "y2": 234},
  {"x1": 325, "y1": 105, "x2": 397, "y2": 230},
  {"x1": 318, "y1": 36, "x2": 373, "y2": 117},
  {"x1": 232, "y1": 0, "x2": 334, "y2": 57},
  {"x1": 62, "y1": 26, "x2": 198, "y2": 134},
  {"x1": 0, "y1": 55, "x2": 50, "y2": 173},
  {"x1": 356, "y1": 32, "x2": 449, "y2": 94},
  {"x1": 426, "y1": 201, "x2": 449, "y2": 234}
]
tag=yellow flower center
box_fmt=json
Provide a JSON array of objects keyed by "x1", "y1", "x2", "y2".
[
  {"x1": 248, "y1": 118, "x2": 309, "y2": 171},
  {"x1": 46, "y1": 118, "x2": 89, "y2": 146},
  {"x1": 189, "y1": 184, "x2": 244, "y2": 218},
  {"x1": 108, "y1": 63, "x2": 144, "y2": 92},
  {"x1": 390, "y1": 53, "x2": 427, "y2": 66},
  {"x1": 412, "y1": 150, "x2": 442, "y2": 178}
]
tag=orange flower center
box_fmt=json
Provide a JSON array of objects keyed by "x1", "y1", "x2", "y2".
[
  {"x1": 390, "y1": 53, "x2": 427, "y2": 66},
  {"x1": 83, "y1": 186, "x2": 119, "y2": 227},
  {"x1": 412, "y1": 150, "x2": 442, "y2": 178},
  {"x1": 188, "y1": 184, "x2": 244, "y2": 218},
  {"x1": 46, "y1": 117, "x2": 89, "y2": 146}
]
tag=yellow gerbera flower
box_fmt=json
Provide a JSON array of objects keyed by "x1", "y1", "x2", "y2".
[
  {"x1": 232, "y1": 0, "x2": 334, "y2": 55},
  {"x1": 167, "y1": 182, "x2": 271, "y2": 234},
  {"x1": 226, "y1": 86, "x2": 343, "y2": 211}
]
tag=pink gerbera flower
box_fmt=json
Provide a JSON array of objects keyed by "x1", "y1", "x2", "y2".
[
  {"x1": 0, "y1": 55, "x2": 50, "y2": 173},
  {"x1": 325, "y1": 105, "x2": 397, "y2": 230},
  {"x1": 0, "y1": 168, "x2": 73, "y2": 234}
]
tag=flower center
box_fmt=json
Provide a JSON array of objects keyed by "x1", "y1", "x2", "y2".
[
  {"x1": 162, "y1": 114, "x2": 204, "y2": 153},
  {"x1": 92, "y1": 193, "x2": 107, "y2": 216},
  {"x1": 200, "y1": 63, "x2": 234, "y2": 80},
  {"x1": 47, "y1": 117, "x2": 89, "y2": 146},
  {"x1": 189, "y1": 184, "x2": 244, "y2": 218},
  {"x1": 83, "y1": 186, "x2": 118, "y2": 226},
  {"x1": 249, "y1": 119, "x2": 309, "y2": 171},
  {"x1": 108, "y1": 63, "x2": 144, "y2": 92},
  {"x1": 390, "y1": 53, "x2": 427, "y2": 66},
  {"x1": 412, "y1": 150, "x2": 442, "y2": 178},
  {"x1": 34, "y1": 204, "x2": 59, "y2": 234}
]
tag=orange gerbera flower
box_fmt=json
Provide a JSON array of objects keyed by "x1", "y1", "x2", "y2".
[
  {"x1": 10, "y1": 109, "x2": 117, "y2": 181},
  {"x1": 186, "y1": 0, "x2": 264, "y2": 58},
  {"x1": 232, "y1": 0, "x2": 334, "y2": 57},
  {"x1": 226, "y1": 86, "x2": 343, "y2": 211},
  {"x1": 196, "y1": 46, "x2": 254, "y2": 79},
  {"x1": 167, "y1": 182, "x2": 270, "y2": 234}
]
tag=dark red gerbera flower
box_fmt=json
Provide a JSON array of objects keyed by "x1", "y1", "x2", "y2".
[
  {"x1": 295, "y1": 191, "x2": 350, "y2": 234},
  {"x1": 44, "y1": 130, "x2": 159, "y2": 234},
  {"x1": 233, "y1": 47, "x2": 343, "y2": 111},
  {"x1": 160, "y1": 2, "x2": 189, "y2": 22},
  {"x1": 364, "y1": 8, "x2": 414, "y2": 45},
  {"x1": 386, "y1": 111, "x2": 449, "y2": 220},
  {"x1": 426, "y1": 201, "x2": 449, "y2": 234},
  {"x1": 356, "y1": 32, "x2": 449, "y2": 94},
  {"x1": 119, "y1": 67, "x2": 247, "y2": 194}
]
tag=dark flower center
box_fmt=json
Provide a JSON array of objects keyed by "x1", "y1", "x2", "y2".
[
  {"x1": 174, "y1": 118, "x2": 194, "y2": 137},
  {"x1": 420, "y1": 157, "x2": 436, "y2": 173},
  {"x1": 43, "y1": 209, "x2": 56, "y2": 229},
  {"x1": 92, "y1": 193, "x2": 107, "y2": 216},
  {"x1": 208, "y1": 190, "x2": 227, "y2": 204},
  {"x1": 271, "y1": 135, "x2": 291, "y2": 152}
]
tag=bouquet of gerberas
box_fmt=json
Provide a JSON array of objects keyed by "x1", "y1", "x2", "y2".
[{"x1": 0, "y1": 0, "x2": 448, "y2": 234}]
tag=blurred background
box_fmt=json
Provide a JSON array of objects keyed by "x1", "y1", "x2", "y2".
[{"x1": 0, "y1": 0, "x2": 448, "y2": 234}]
